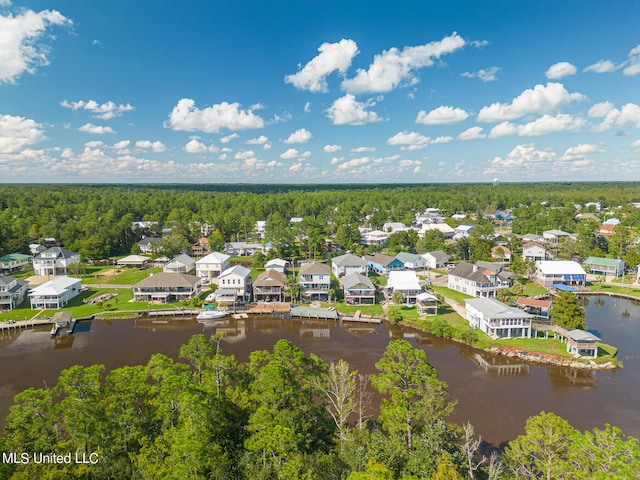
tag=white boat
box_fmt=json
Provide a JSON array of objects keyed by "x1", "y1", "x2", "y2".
[{"x1": 197, "y1": 309, "x2": 227, "y2": 320}]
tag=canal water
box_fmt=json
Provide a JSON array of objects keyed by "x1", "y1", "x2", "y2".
[{"x1": 0, "y1": 295, "x2": 639, "y2": 447}]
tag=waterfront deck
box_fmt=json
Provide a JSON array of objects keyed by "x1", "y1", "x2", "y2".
[{"x1": 290, "y1": 306, "x2": 338, "y2": 320}]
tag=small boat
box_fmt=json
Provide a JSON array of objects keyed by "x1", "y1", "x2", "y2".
[{"x1": 197, "y1": 310, "x2": 227, "y2": 320}]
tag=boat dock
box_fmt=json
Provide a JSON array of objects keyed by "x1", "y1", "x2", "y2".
[
  {"x1": 341, "y1": 309, "x2": 382, "y2": 324},
  {"x1": 147, "y1": 309, "x2": 199, "y2": 317},
  {"x1": 290, "y1": 306, "x2": 338, "y2": 320}
]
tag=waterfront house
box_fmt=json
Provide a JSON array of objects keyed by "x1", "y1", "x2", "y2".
[
  {"x1": 32, "y1": 247, "x2": 81, "y2": 277},
  {"x1": 0, "y1": 253, "x2": 31, "y2": 273},
  {"x1": 536, "y1": 261, "x2": 587, "y2": 287},
  {"x1": 164, "y1": 254, "x2": 196, "y2": 274},
  {"x1": 195, "y1": 252, "x2": 231, "y2": 280},
  {"x1": 416, "y1": 291, "x2": 438, "y2": 316},
  {"x1": 116, "y1": 255, "x2": 149, "y2": 269},
  {"x1": 253, "y1": 269, "x2": 286, "y2": 302},
  {"x1": 465, "y1": 297, "x2": 534, "y2": 339},
  {"x1": 395, "y1": 252, "x2": 427, "y2": 271},
  {"x1": 138, "y1": 236, "x2": 162, "y2": 254},
  {"x1": 421, "y1": 250, "x2": 451, "y2": 269},
  {"x1": 565, "y1": 329, "x2": 600, "y2": 358},
  {"x1": 331, "y1": 253, "x2": 368, "y2": 278},
  {"x1": 265, "y1": 258, "x2": 288, "y2": 273},
  {"x1": 448, "y1": 262, "x2": 499, "y2": 298},
  {"x1": 217, "y1": 265, "x2": 252, "y2": 303},
  {"x1": 341, "y1": 272, "x2": 376, "y2": 305},
  {"x1": 0, "y1": 275, "x2": 29, "y2": 310},
  {"x1": 299, "y1": 261, "x2": 330, "y2": 300},
  {"x1": 384, "y1": 270, "x2": 422, "y2": 304},
  {"x1": 132, "y1": 272, "x2": 201, "y2": 304},
  {"x1": 364, "y1": 253, "x2": 404, "y2": 276},
  {"x1": 522, "y1": 241, "x2": 546, "y2": 263},
  {"x1": 583, "y1": 256, "x2": 625, "y2": 278},
  {"x1": 29, "y1": 276, "x2": 82, "y2": 309},
  {"x1": 515, "y1": 297, "x2": 552, "y2": 323}
]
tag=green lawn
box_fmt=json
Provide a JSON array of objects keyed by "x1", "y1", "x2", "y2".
[
  {"x1": 588, "y1": 282, "x2": 640, "y2": 298},
  {"x1": 333, "y1": 302, "x2": 385, "y2": 316},
  {"x1": 521, "y1": 280, "x2": 548, "y2": 297},
  {"x1": 431, "y1": 285, "x2": 473, "y2": 304}
]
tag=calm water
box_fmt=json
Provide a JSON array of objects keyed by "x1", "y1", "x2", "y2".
[{"x1": 1, "y1": 295, "x2": 639, "y2": 447}]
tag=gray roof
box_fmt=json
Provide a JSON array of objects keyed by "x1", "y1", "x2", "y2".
[
  {"x1": 466, "y1": 297, "x2": 535, "y2": 319},
  {"x1": 219, "y1": 265, "x2": 251, "y2": 278},
  {"x1": 299, "y1": 261, "x2": 330, "y2": 275},
  {"x1": 138, "y1": 237, "x2": 161, "y2": 246},
  {"x1": 364, "y1": 252, "x2": 397, "y2": 266},
  {"x1": 134, "y1": 272, "x2": 199, "y2": 287},
  {"x1": 37, "y1": 246, "x2": 78, "y2": 259},
  {"x1": 341, "y1": 272, "x2": 375, "y2": 290},
  {"x1": 566, "y1": 329, "x2": 600, "y2": 342},
  {"x1": 395, "y1": 252, "x2": 420, "y2": 263},
  {"x1": 166, "y1": 253, "x2": 195, "y2": 266},
  {"x1": 332, "y1": 253, "x2": 367, "y2": 267},
  {"x1": 449, "y1": 262, "x2": 491, "y2": 283},
  {"x1": 425, "y1": 250, "x2": 450, "y2": 261}
]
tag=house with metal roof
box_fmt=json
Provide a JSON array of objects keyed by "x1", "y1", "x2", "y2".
[
  {"x1": 536, "y1": 261, "x2": 587, "y2": 287},
  {"x1": 265, "y1": 258, "x2": 288, "y2": 274},
  {"x1": 448, "y1": 261, "x2": 499, "y2": 298},
  {"x1": 0, "y1": 253, "x2": 31, "y2": 273},
  {"x1": 195, "y1": 252, "x2": 231, "y2": 280},
  {"x1": 416, "y1": 292, "x2": 438, "y2": 316},
  {"x1": 465, "y1": 297, "x2": 534, "y2": 339},
  {"x1": 384, "y1": 270, "x2": 423, "y2": 304},
  {"x1": 29, "y1": 275, "x2": 82, "y2": 309},
  {"x1": 164, "y1": 254, "x2": 196, "y2": 274},
  {"x1": 217, "y1": 266, "x2": 252, "y2": 302},
  {"x1": 341, "y1": 272, "x2": 376, "y2": 305},
  {"x1": 565, "y1": 329, "x2": 600, "y2": 358},
  {"x1": 364, "y1": 253, "x2": 404, "y2": 276},
  {"x1": 421, "y1": 250, "x2": 451, "y2": 269},
  {"x1": 583, "y1": 256, "x2": 625, "y2": 278},
  {"x1": 395, "y1": 252, "x2": 426, "y2": 270}
]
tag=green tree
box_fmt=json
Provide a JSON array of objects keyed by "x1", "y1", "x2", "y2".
[
  {"x1": 550, "y1": 291, "x2": 586, "y2": 330},
  {"x1": 391, "y1": 291, "x2": 405, "y2": 305},
  {"x1": 416, "y1": 229, "x2": 446, "y2": 254},
  {"x1": 503, "y1": 411, "x2": 578, "y2": 479},
  {"x1": 157, "y1": 232, "x2": 190, "y2": 258},
  {"x1": 371, "y1": 339, "x2": 455, "y2": 452}
]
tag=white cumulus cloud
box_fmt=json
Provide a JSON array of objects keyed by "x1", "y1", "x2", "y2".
[
  {"x1": 623, "y1": 44, "x2": 640, "y2": 76},
  {"x1": 60, "y1": 100, "x2": 135, "y2": 120},
  {"x1": 477, "y1": 82, "x2": 585, "y2": 122},
  {"x1": 431, "y1": 136, "x2": 453, "y2": 144},
  {"x1": 341, "y1": 32, "x2": 466, "y2": 94},
  {"x1": 545, "y1": 62, "x2": 577, "y2": 79},
  {"x1": 166, "y1": 98, "x2": 265, "y2": 133},
  {"x1": 560, "y1": 143, "x2": 605, "y2": 161},
  {"x1": 183, "y1": 139, "x2": 219, "y2": 154},
  {"x1": 0, "y1": 114, "x2": 46, "y2": 153},
  {"x1": 220, "y1": 133, "x2": 239, "y2": 144},
  {"x1": 351, "y1": 146, "x2": 376, "y2": 153},
  {"x1": 78, "y1": 123, "x2": 115, "y2": 134},
  {"x1": 387, "y1": 131, "x2": 430, "y2": 150},
  {"x1": 416, "y1": 105, "x2": 469, "y2": 125},
  {"x1": 323, "y1": 144, "x2": 342, "y2": 153},
  {"x1": 284, "y1": 128, "x2": 312, "y2": 144},
  {"x1": 135, "y1": 140, "x2": 166, "y2": 152},
  {"x1": 326, "y1": 94, "x2": 383, "y2": 125},
  {"x1": 489, "y1": 144, "x2": 556, "y2": 168},
  {"x1": 285, "y1": 39, "x2": 359, "y2": 92},
  {"x1": 457, "y1": 126, "x2": 485, "y2": 141},
  {"x1": 0, "y1": 8, "x2": 71, "y2": 83},
  {"x1": 584, "y1": 59, "x2": 622, "y2": 73},
  {"x1": 489, "y1": 114, "x2": 586, "y2": 138},
  {"x1": 461, "y1": 66, "x2": 500, "y2": 82},
  {"x1": 246, "y1": 135, "x2": 269, "y2": 145},
  {"x1": 280, "y1": 148, "x2": 311, "y2": 160}
]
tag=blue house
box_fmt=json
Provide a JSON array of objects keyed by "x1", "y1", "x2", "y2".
[{"x1": 364, "y1": 252, "x2": 404, "y2": 276}]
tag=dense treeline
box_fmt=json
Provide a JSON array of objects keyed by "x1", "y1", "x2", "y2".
[
  {"x1": 1, "y1": 335, "x2": 638, "y2": 479},
  {"x1": 3, "y1": 183, "x2": 640, "y2": 259}
]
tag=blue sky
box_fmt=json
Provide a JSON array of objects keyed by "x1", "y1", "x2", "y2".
[{"x1": 1, "y1": 0, "x2": 639, "y2": 183}]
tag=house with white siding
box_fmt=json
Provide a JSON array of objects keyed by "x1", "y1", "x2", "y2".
[
  {"x1": 0, "y1": 253, "x2": 31, "y2": 273},
  {"x1": 395, "y1": 252, "x2": 426, "y2": 270},
  {"x1": 195, "y1": 252, "x2": 231, "y2": 280},
  {"x1": 341, "y1": 272, "x2": 376, "y2": 305},
  {"x1": 536, "y1": 261, "x2": 587, "y2": 287},
  {"x1": 299, "y1": 261, "x2": 331, "y2": 300},
  {"x1": 0, "y1": 275, "x2": 29, "y2": 310},
  {"x1": 217, "y1": 266, "x2": 253, "y2": 303},
  {"x1": 384, "y1": 270, "x2": 423, "y2": 304},
  {"x1": 132, "y1": 272, "x2": 201, "y2": 304},
  {"x1": 465, "y1": 297, "x2": 534, "y2": 339},
  {"x1": 522, "y1": 241, "x2": 546, "y2": 263},
  {"x1": 164, "y1": 254, "x2": 196, "y2": 273},
  {"x1": 32, "y1": 247, "x2": 80, "y2": 277},
  {"x1": 448, "y1": 262, "x2": 500, "y2": 298},
  {"x1": 29, "y1": 276, "x2": 82, "y2": 309},
  {"x1": 331, "y1": 253, "x2": 368, "y2": 278},
  {"x1": 421, "y1": 250, "x2": 451, "y2": 269}
]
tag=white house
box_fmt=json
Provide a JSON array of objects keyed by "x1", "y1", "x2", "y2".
[
  {"x1": 265, "y1": 258, "x2": 288, "y2": 274},
  {"x1": 361, "y1": 229, "x2": 390, "y2": 246},
  {"x1": 448, "y1": 262, "x2": 499, "y2": 298},
  {"x1": 465, "y1": 297, "x2": 534, "y2": 339},
  {"x1": 29, "y1": 276, "x2": 82, "y2": 309},
  {"x1": 421, "y1": 250, "x2": 451, "y2": 269},
  {"x1": 195, "y1": 252, "x2": 231, "y2": 280},
  {"x1": 522, "y1": 241, "x2": 546, "y2": 263},
  {"x1": 299, "y1": 261, "x2": 331, "y2": 300},
  {"x1": 138, "y1": 237, "x2": 162, "y2": 254},
  {"x1": 385, "y1": 270, "x2": 422, "y2": 304},
  {"x1": 418, "y1": 223, "x2": 455, "y2": 240},
  {"x1": 542, "y1": 229, "x2": 571, "y2": 245},
  {"x1": 224, "y1": 242, "x2": 264, "y2": 257},
  {"x1": 382, "y1": 222, "x2": 407, "y2": 233},
  {"x1": 454, "y1": 225, "x2": 476, "y2": 238},
  {"x1": 163, "y1": 254, "x2": 195, "y2": 273},
  {"x1": 217, "y1": 265, "x2": 253, "y2": 302},
  {"x1": 536, "y1": 261, "x2": 587, "y2": 287},
  {"x1": 395, "y1": 252, "x2": 426, "y2": 270},
  {"x1": 416, "y1": 292, "x2": 438, "y2": 316},
  {"x1": 331, "y1": 253, "x2": 368, "y2": 278},
  {"x1": 0, "y1": 253, "x2": 31, "y2": 273},
  {"x1": 32, "y1": 247, "x2": 81, "y2": 277},
  {"x1": 583, "y1": 257, "x2": 625, "y2": 278},
  {"x1": 0, "y1": 275, "x2": 29, "y2": 310},
  {"x1": 341, "y1": 272, "x2": 376, "y2": 305},
  {"x1": 255, "y1": 220, "x2": 267, "y2": 239}
]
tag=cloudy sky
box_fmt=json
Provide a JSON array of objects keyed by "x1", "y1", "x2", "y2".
[{"x1": 1, "y1": 0, "x2": 639, "y2": 183}]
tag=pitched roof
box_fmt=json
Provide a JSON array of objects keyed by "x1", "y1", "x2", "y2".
[
  {"x1": 29, "y1": 276, "x2": 81, "y2": 295},
  {"x1": 134, "y1": 272, "x2": 200, "y2": 287},
  {"x1": 341, "y1": 272, "x2": 375, "y2": 290},
  {"x1": 395, "y1": 252, "x2": 420, "y2": 263},
  {"x1": 449, "y1": 262, "x2": 491, "y2": 283},
  {"x1": 331, "y1": 253, "x2": 367, "y2": 267},
  {"x1": 299, "y1": 261, "x2": 330, "y2": 275},
  {"x1": 584, "y1": 256, "x2": 624, "y2": 267},
  {"x1": 166, "y1": 253, "x2": 195, "y2": 266},
  {"x1": 537, "y1": 261, "x2": 586, "y2": 275},
  {"x1": 423, "y1": 250, "x2": 450, "y2": 261},
  {"x1": 388, "y1": 271, "x2": 421, "y2": 290},
  {"x1": 364, "y1": 252, "x2": 397, "y2": 266},
  {"x1": 219, "y1": 265, "x2": 251, "y2": 278},
  {"x1": 466, "y1": 297, "x2": 535, "y2": 320},
  {"x1": 515, "y1": 297, "x2": 552, "y2": 308},
  {"x1": 196, "y1": 252, "x2": 231, "y2": 264},
  {"x1": 254, "y1": 269, "x2": 287, "y2": 287}
]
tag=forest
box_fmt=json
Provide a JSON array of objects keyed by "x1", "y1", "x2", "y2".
[
  {"x1": 3, "y1": 182, "x2": 640, "y2": 262},
  {"x1": 1, "y1": 335, "x2": 638, "y2": 480}
]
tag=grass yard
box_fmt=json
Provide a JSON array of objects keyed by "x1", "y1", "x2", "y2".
[
  {"x1": 332, "y1": 303, "x2": 385, "y2": 316},
  {"x1": 431, "y1": 285, "x2": 473, "y2": 305},
  {"x1": 588, "y1": 282, "x2": 640, "y2": 298},
  {"x1": 521, "y1": 280, "x2": 548, "y2": 297}
]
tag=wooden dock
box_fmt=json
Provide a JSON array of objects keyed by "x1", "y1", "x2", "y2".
[
  {"x1": 290, "y1": 306, "x2": 338, "y2": 320},
  {"x1": 147, "y1": 309, "x2": 199, "y2": 317},
  {"x1": 1, "y1": 317, "x2": 52, "y2": 332},
  {"x1": 341, "y1": 310, "x2": 382, "y2": 324}
]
